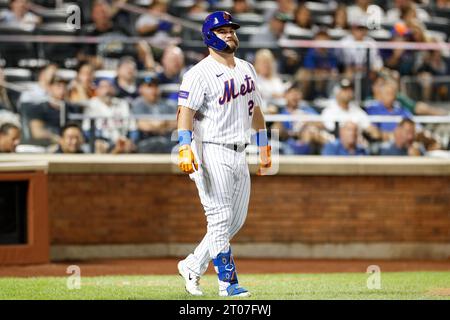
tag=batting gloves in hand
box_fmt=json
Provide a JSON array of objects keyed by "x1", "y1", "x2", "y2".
[
  {"x1": 257, "y1": 145, "x2": 271, "y2": 176},
  {"x1": 178, "y1": 145, "x2": 198, "y2": 174}
]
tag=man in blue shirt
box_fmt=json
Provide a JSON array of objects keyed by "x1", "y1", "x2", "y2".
[
  {"x1": 379, "y1": 118, "x2": 423, "y2": 156},
  {"x1": 365, "y1": 80, "x2": 413, "y2": 136},
  {"x1": 322, "y1": 121, "x2": 367, "y2": 156}
]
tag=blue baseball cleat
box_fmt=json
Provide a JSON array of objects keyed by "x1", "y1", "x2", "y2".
[{"x1": 219, "y1": 283, "x2": 251, "y2": 297}]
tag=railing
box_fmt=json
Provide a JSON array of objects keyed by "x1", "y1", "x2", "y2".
[{"x1": 67, "y1": 113, "x2": 450, "y2": 153}]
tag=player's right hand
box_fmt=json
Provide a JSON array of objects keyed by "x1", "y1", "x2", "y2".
[
  {"x1": 257, "y1": 145, "x2": 272, "y2": 176},
  {"x1": 178, "y1": 145, "x2": 198, "y2": 174}
]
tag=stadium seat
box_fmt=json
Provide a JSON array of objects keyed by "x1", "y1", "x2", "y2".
[
  {"x1": 284, "y1": 23, "x2": 314, "y2": 40},
  {"x1": 424, "y1": 18, "x2": 450, "y2": 39},
  {"x1": 36, "y1": 23, "x2": 79, "y2": 65},
  {"x1": 236, "y1": 26, "x2": 262, "y2": 42},
  {"x1": 56, "y1": 69, "x2": 77, "y2": 81},
  {"x1": 254, "y1": 1, "x2": 278, "y2": 15},
  {"x1": 433, "y1": 8, "x2": 450, "y2": 20},
  {"x1": 305, "y1": 1, "x2": 334, "y2": 17},
  {"x1": 234, "y1": 13, "x2": 264, "y2": 27},
  {"x1": 2, "y1": 68, "x2": 33, "y2": 82},
  {"x1": 328, "y1": 28, "x2": 350, "y2": 40},
  {"x1": 368, "y1": 29, "x2": 392, "y2": 41},
  {"x1": 210, "y1": 0, "x2": 233, "y2": 13},
  {"x1": 168, "y1": 0, "x2": 196, "y2": 16},
  {"x1": 425, "y1": 30, "x2": 448, "y2": 43},
  {"x1": 131, "y1": 0, "x2": 152, "y2": 8},
  {"x1": 94, "y1": 70, "x2": 117, "y2": 81},
  {"x1": 0, "y1": 0, "x2": 8, "y2": 10},
  {"x1": 313, "y1": 15, "x2": 333, "y2": 28},
  {"x1": 0, "y1": 24, "x2": 37, "y2": 67}
]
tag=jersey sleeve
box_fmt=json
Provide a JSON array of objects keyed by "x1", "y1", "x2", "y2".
[{"x1": 177, "y1": 70, "x2": 205, "y2": 111}]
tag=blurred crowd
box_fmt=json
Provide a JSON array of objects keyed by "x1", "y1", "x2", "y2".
[{"x1": 0, "y1": 0, "x2": 449, "y2": 156}]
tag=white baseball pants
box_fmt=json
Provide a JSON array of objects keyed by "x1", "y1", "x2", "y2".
[{"x1": 183, "y1": 141, "x2": 250, "y2": 276}]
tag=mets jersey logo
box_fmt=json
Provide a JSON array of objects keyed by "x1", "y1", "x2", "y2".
[{"x1": 219, "y1": 75, "x2": 255, "y2": 105}]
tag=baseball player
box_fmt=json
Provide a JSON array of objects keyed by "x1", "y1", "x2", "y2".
[{"x1": 176, "y1": 11, "x2": 271, "y2": 297}]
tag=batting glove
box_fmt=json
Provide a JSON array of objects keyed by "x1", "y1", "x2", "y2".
[
  {"x1": 257, "y1": 145, "x2": 271, "y2": 176},
  {"x1": 178, "y1": 145, "x2": 198, "y2": 174}
]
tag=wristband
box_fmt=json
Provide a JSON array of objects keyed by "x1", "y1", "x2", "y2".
[
  {"x1": 256, "y1": 129, "x2": 268, "y2": 147},
  {"x1": 178, "y1": 130, "x2": 192, "y2": 146}
]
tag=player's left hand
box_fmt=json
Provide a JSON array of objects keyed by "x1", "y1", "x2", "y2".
[{"x1": 257, "y1": 145, "x2": 271, "y2": 176}]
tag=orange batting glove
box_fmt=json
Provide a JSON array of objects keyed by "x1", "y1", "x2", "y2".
[
  {"x1": 257, "y1": 145, "x2": 272, "y2": 176},
  {"x1": 178, "y1": 144, "x2": 198, "y2": 174}
]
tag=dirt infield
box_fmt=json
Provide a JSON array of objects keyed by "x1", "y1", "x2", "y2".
[{"x1": 0, "y1": 259, "x2": 449, "y2": 277}]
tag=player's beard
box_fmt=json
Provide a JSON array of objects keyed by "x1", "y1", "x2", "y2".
[{"x1": 223, "y1": 38, "x2": 239, "y2": 54}]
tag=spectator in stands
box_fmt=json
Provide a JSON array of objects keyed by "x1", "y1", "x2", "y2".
[
  {"x1": 156, "y1": 45, "x2": 185, "y2": 101},
  {"x1": 370, "y1": 68, "x2": 448, "y2": 116},
  {"x1": 415, "y1": 39, "x2": 449, "y2": 102},
  {"x1": 365, "y1": 79, "x2": 413, "y2": 139},
  {"x1": 83, "y1": 79, "x2": 136, "y2": 153},
  {"x1": 379, "y1": 118, "x2": 422, "y2": 155},
  {"x1": 275, "y1": 85, "x2": 321, "y2": 134},
  {"x1": 80, "y1": 0, "x2": 132, "y2": 69},
  {"x1": 113, "y1": 56, "x2": 139, "y2": 102},
  {"x1": 382, "y1": 21, "x2": 426, "y2": 76},
  {"x1": 0, "y1": 122, "x2": 20, "y2": 153},
  {"x1": 436, "y1": 0, "x2": 450, "y2": 9},
  {"x1": 108, "y1": 0, "x2": 133, "y2": 34},
  {"x1": 322, "y1": 121, "x2": 368, "y2": 156},
  {"x1": 253, "y1": 49, "x2": 285, "y2": 103},
  {"x1": 333, "y1": 4, "x2": 349, "y2": 30},
  {"x1": 293, "y1": 3, "x2": 313, "y2": 30},
  {"x1": 0, "y1": 68, "x2": 13, "y2": 112},
  {"x1": 386, "y1": 0, "x2": 430, "y2": 23},
  {"x1": 131, "y1": 76, "x2": 177, "y2": 153},
  {"x1": 54, "y1": 122, "x2": 85, "y2": 154},
  {"x1": 0, "y1": 0, "x2": 41, "y2": 28},
  {"x1": 249, "y1": 11, "x2": 290, "y2": 46},
  {"x1": 321, "y1": 78, "x2": 381, "y2": 140},
  {"x1": 271, "y1": 0, "x2": 296, "y2": 20},
  {"x1": 232, "y1": 0, "x2": 254, "y2": 14},
  {"x1": 337, "y1": 18, "x2": 384, "y2": 78},
  {"x1": 346, "y1": 0, "x2": 384, "y2": 26},
  {"x1": 136, "y1": 40, "x2": 157, "y2": 71},
  {"x1": 297, "y1": 29, "x2": 339, "y2": 100},
  {"x1": 187, "y1": 1, "x2": 208, "y2": 14},
  {"x1": 25, "y1": 76, "x2": 80, "y2": 146},
  {"x1": 272, "y1": 84, "x2": 327, "y2": 154},
  {"x1": 68, "y1": 62, "x2": 96, "y2": 103},
  {"x1": 157, "y1": 46, "x2": 185, "y2": 85},
  {"x1": 135, "y1": 0, "x2": 180, "y2": 37},
  {"x1": 19, "y1": 63, "x2": 57, "y2": 105}
]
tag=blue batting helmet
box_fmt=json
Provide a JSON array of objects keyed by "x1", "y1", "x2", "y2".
[{"x1": 202, "y1": 11, "x2": 240, "y2": 51}]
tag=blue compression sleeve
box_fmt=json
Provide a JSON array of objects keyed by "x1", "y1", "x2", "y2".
[
  {"x1": 178, "y1": 130, "x2": 192, "y2": 146},
  {"x1": 256, "y1": 129, "x2": 268, "y2": 147}
]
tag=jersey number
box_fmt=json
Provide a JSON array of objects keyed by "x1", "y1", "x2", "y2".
[{"x1": 248, "y1": 100, "x2": 254, "y2": 116}]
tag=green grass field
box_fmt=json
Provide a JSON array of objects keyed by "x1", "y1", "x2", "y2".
[{"x1": 0, "y1": 272, "x2": 449, "y2": 300}]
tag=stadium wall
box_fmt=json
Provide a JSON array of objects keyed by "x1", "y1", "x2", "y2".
[{"x1": 1, "y1": 155, "x2": 449, "y2": 260}]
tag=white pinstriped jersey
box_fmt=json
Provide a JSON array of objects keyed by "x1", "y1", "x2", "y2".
[{"x1": 178, "y1": 55, "x2": 262, "y2": 145}]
